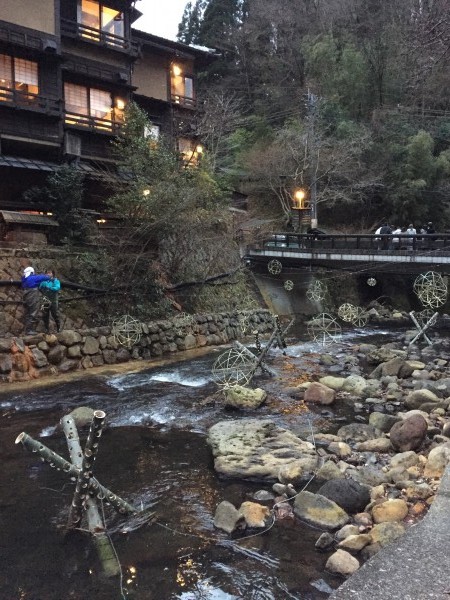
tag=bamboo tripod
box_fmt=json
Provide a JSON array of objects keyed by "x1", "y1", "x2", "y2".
[{"x1": 16, "y1": 410, "x2": 137, "y2": 577}]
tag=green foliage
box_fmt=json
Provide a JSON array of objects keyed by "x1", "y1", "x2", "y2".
[{"x1": 23, "y1": 166, "x2": 91, "y2": 245}]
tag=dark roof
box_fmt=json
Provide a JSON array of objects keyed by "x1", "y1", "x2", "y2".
[
  {"x1": 132, "y1": 28, "x2": 215, "y2": 61},
  {"x1": 0, "y1": 155, "x2": 130, "y2": 182},
  {"x1": 0, "y1": 211, "x2": 59, "y2": 227}
]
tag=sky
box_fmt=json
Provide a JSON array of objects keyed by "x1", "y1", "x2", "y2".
[{"x1": 134, "y1": 0, "x2": 188, "y2": 41}]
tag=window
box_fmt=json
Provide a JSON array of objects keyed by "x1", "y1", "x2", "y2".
[
  {"x1": 171, "y1": 65, "x2": 195, "y2": 108},
  {"x1": 78, "y1": 0, "x2": 124, "y2": 43},
  {"x1": 178, "y1": 137, "x2": 202, "y2": 166},
  {"x1": 144, "y1": 124, "x2": 160, "y2": 141},
  {"x1": 0, "y1": 54, "x2": 38, "y2": 104},
  {"x1": 64, "y1": 82, "x2": 125, "y2": 131}
]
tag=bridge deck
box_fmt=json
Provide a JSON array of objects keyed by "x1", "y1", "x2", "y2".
[{"x1": 245, "y1": 233, "x2": 450, "y2": 272}]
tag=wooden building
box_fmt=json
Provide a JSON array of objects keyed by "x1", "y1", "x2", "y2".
[{"x1": 0, "y1": 0, "x2": 212, "y2": 215}]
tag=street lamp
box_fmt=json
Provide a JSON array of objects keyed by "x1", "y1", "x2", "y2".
[{"x1": 291, "y1": 188, "x2": 311, "y2": 232}]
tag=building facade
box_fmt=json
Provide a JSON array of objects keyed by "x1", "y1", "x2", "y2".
[{"x1": 0, "y1": 0, "x2": 210, "y2": 214}]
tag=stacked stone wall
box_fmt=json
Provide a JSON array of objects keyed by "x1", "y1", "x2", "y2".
[{"x1": 0, "y1": 310, "x2": 274, "y2": 384}]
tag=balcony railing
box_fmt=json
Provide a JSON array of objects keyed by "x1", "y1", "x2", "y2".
[
  {"x1": 65, "y1": 111, "x2": 122, "y2": 134},
  {"x1": 0, "y1": 87, "x2": 60, "y2": 115},
  {"x1": 0, "y1": 22, "x2": 53, "y2": 53},
  {"x1": 61, "y1": 19, "x2": 140, "y2": 56},
  {"x1": 171, "y1": 94, "x2": 196, "y2": 109}
]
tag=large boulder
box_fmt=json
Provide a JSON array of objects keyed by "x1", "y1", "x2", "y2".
[
  {"x1": 318, "y1": 479, "x2": 370, "y2": 514},
  {"x1": 207, "y1": 419, "x2": 317, "y2": 481},
  {"x1": 380, "y1": 357, "x2": 412, "y2": 378},
  {"x1": 224, "y1": 385, "x2": 267, "y2": 409},
  {"x1": 304, "y1": 382, "x2": 335, "y2": 405},
  {"x1": 390, "y1": 414, "x2": 428, "y2": 452},
  {"x1": 293, "y1": 491, "x2": 349, "y2": 530}
]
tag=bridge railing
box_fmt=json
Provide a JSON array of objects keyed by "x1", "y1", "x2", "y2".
[{"x1": 252, "y1": 233, "x2": 450, "y2": 255}]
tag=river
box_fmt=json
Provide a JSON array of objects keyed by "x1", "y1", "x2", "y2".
[{"x1": 0, "y1": 327, "x2": 395, "y2": 600}]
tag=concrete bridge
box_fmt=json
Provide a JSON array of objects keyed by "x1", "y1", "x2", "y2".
[{"x1": 245, "y1": 233, "x2": 450, "y2": 274}]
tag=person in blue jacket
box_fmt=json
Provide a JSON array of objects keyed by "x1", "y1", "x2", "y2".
[
  {"x1": 39, "y1": 269, "x2": 61, "y2": 333},
  {"x1": 21, "y1": 266, "x2": 50, "y2": 335}
]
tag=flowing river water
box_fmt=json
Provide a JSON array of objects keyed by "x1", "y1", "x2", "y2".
[{"x1": 0, "y1": 327, "x2": 396, "y2": 600}]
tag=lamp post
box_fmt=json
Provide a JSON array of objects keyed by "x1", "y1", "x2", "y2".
[{"x1": 291, "y1": 188, "x2": 311, "y2": 232}]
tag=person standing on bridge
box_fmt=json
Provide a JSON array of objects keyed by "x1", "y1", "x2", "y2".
[
  {"x1": 379, "y1": 223, "x2": 392, "y2": 251},
  {"x1": 406, "y1": 224, "x2": 416, "y2": 251}
]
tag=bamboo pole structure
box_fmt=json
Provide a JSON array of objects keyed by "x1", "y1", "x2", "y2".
[
  {"x1": 233, "y1": 340, "x2": 277, "y2": 377},
  {"x1": 61, "y1": 414, "x2": 119, "y2": 578},
  {"x1": 68, "y1": 410, "x2": 106, "y2": 527},
  {"x1": 409, "y1": 311, "x2": 437, "y2": 346},
  {"x1": 15, "y1": 432, "x2": 136, "y2": 515}
]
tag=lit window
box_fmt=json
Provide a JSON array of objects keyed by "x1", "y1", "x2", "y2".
[
  {"x1": 64, "y1": 82, "x2": 125, "y2": 131},
  {"x1": 144, "y1": 124, "x2": 160, "y2": 141},
  {"x1": 178, "y1": 137, "x2": 201, "y2": 165},
  {"x1": 0, "y1": 54, "x2": 38, "y2": 103},
  {"x1": 171, "y1": 66, "x2": 195, "y2": 107},
  {"x1": 78, "y1": 1, "x2": 124, "y2": 43}
]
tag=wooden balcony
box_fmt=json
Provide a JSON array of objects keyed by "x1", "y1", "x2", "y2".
[
  {"x1": 64, "y1": 111, "x2": 122, "y2": 134},
  {"x1": 0, "y1": 21, "x2": 58, "y2": 54},
  {"x1": 171, "y1": 94, "x2": 196, "y2": 109},
  {"x1": 0, "y1": 87, "x2": 61, "y2": 115},
  {"x1": 61, "y1": 19, "x2": 140, "y2": 57}
]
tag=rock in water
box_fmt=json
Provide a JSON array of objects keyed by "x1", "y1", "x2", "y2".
[
  {"x1": 325, "y1": 549, "x2": 360, "y2": 576},
  {"x1": 293, "y1": 491, "x2": 349, "y2": 530}
]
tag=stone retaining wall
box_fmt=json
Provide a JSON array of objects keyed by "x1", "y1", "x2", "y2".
[{"x1": 0, "y1": 310, "x2": 274, "y2": 384}]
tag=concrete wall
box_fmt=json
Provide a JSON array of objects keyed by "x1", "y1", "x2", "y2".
[
  {"x1": 0, "y1": 0, "x2": 56, "y2": 35},
  {"x1": 0, "y1": 310, "x2": 274, "y2": 384}
]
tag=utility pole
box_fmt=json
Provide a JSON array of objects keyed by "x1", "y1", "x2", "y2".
[{"x1": 307, "y1": 90, "x2": 318, "y2": 228}]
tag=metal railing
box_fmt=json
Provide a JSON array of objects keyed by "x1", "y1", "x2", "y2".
[
  {"x1": 0, "y1": 86, "x2": 60, "y2": 114},
  {"x1": 252, "y1": 233, "x2": 450, "y2": 255},
  {"x1": 61, "y1": 19, "x2": 140, "y2": 56}
]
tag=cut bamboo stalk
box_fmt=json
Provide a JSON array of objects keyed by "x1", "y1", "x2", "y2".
[
  {"x1": 61, "y1": 414, "x2": 119, "y2": 578},
  {"x1": 15, "y1": 432, "x2": 136, "y2": 515}
]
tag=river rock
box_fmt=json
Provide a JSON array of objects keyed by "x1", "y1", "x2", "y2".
[
  {"x1": 327, "y1": 441, "x2": 352, "y2": 458},
  {"x1": 370, "y1": 522, "x2": 405, "y2": 547},
  {"x1": 318, "y1": 479, "x2": 370, "y2": 514},
  {"x1": 304, "y1": 382, "x2": 335, "y2": 405},
  {"x1": 372, "y1": 499, "x2": 408, "y2": 523},
  {"x1": 319, "y1": 376, "x2": 345, "y2": 390},
  {"x1": 390, "y1": 451, "x2": 420, "y2": 469},
  {"x1": 424, "y1": 443, "x2": 450, "y2": 478},
  {"x1": 390, "y1": 414, "x2": 428, "y2": 452},
  {"x1": 367, "y1": 347, "x2": 406, "y2": 365},
  {"x1": 214, "y1": 501, "x2": 242, "y2": 533},
  {"x1": 316, "y1": 461, "x2": 345, "y2": 481},
  {"x1": 238, "y1": 501, "x2": 270, "y2": 528},
  {"x1": 342, "y1": 375, "x2": 368, "y2": 396},
  {"x1": 405, "y1": 389, "x2": 440, "y2": 410},
  {"x1": 380, "y1": 357, "x2": 411, "y2": 378},
  {"x1": 315, "y1": 532, "x2": 334, "y2": 550},
  {"x1": 325, "y1": 550, "x2": 359, "y2": 576},
  {"x1": 337, "y1": 423, "x2": 380, "y2": 443},
  {"x1": 338, "y1": 534, "x2": 372, "y2": 551},
  {"x1": 335, "y1": 524, "x2": 360, "y2": 541},
  {"x1": 355, "y1": 437, "x2": 392, "y2": 452},
  {"x1": 207, "y1": 420, "x2": 316, "y2": 481},
  {"x1": 368, "y1": 412, "x2": 401, "y2": 433},
  {"x1": 224, "y1": 385, "x2": 267, "y2": 409},
  {"x1": 293, "y1": 491, "x2": 349, "y2": 530},
  {"x1": 347, "y1": 466, "x2": 389, "y2": 487},
  {"x1": 403, "y1": 482, "x2": 433, "y2": 500},
  {"x1": 82, "y1": 336, "x2": 100, "y2": 355}
]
